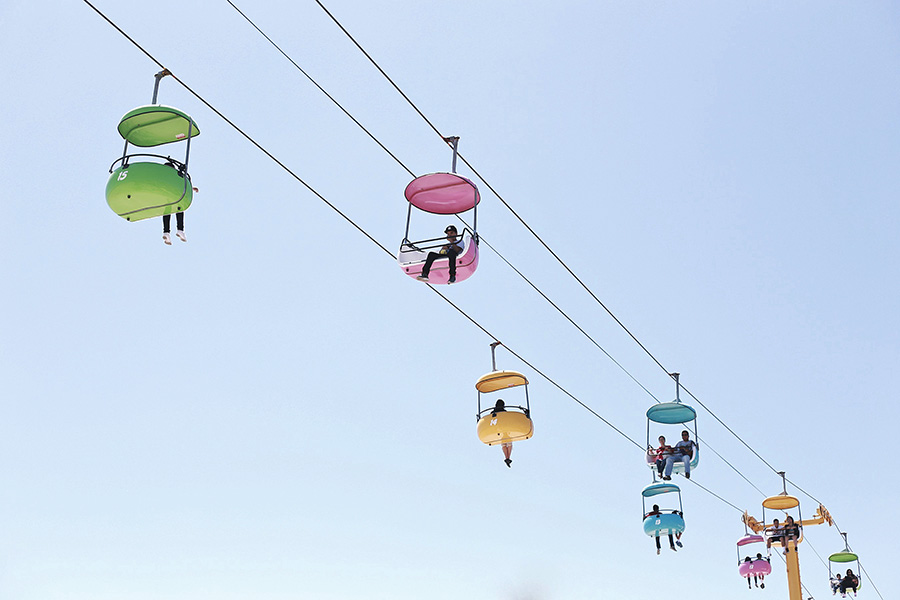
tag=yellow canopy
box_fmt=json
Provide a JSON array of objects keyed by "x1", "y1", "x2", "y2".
[
  {"x1": 762, "y1": 495, "x2": 800, "y2": 510},
  {"x1": 475, "y1": 370, "x2": 528, "y2": 393}
]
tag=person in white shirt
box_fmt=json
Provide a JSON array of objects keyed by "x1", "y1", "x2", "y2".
[{"x1": 663, "y1": 430, "x2": 696, "y2": 480}]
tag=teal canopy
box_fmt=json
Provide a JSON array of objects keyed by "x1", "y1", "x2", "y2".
[
  {"x1": 647, "y1": 402, "x2": 697, "y2": 424},
  {"x1": 117, "y1": 105, "x2": 199, "y2": 147},
  {"x1": 642, "y1": 482, "x2": 681, "y2": 497}
]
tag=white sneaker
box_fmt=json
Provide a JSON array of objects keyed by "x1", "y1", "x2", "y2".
[
  {"x1": 163, "y1": 233, "x2": 172, "y2": 245},
  {"x1": 176, "y1": 230, "x2": 187, "y2": 242},
  {"x1": 416, "y1": 275, "x2": 429, "y2": 281}
]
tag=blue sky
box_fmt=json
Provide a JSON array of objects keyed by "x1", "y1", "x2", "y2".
[{"x1": 1, "y1": 1, "x2": 897, "y2": 599}]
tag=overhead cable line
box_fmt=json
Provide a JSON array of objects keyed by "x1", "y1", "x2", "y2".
[
  {"x1": 804, "y1": 537, "x2": 830, "y2": 571},
  {"x1": 312, "y1": 0, "x2": 671, "y2": 376},
  {"x1": 773, "y1": 550, "x2": 817, "y2": 600},
  {"x1": 302, "y1": 0, "x2": 800, "y2": 501},
  {"x1": 857, "y1": 562, "x2": 884, "y2": 600},
  {"x1": 312, "y1": 0, "x2": 805, "y2": 490},
  {"x1": 82, "y1": 0, "x2": 644, "y2": 457},
  {"x1": 782, "y1": 476, "x2": 883, "y2": 598},
  {"x1": 226, "y1": 1, "x2": 783, "y2": 507},
  {"x1": 818, "y1": 515, "x2": 884, "y2": 600},
  {"x1": 680, "y1": 385, "x2": 780, "y2": 475},
  {"x1": 225, "y1": 0, "x2": 414, "y2": 179},
  {"x1": 229, "y1": 0, "x2": 833, "y2": 535},
  {"x1": 84, "y1": 5, "x2": 873, "y2": 594},
  {"x1": 225, "y1": 1, "x2": 661, "y2": 405},
  {"x1": 82, "y1": 0, "x2": 392, "y2": 261},
  {"x1": 464, "y1": 219, "x2": 661, "y2": 402},
  {"x1": 291, "y1": 4, "x2": 881, "y2": 594},
  {"x1": 684, "y1": 477, "x2": 743, "y2": 513},
  {"x1": 309, "y1": 9, "x2": 883, "y2": 594},
  {"x1": 695, "y1": 438, "x2": 767, "y2": 498}
]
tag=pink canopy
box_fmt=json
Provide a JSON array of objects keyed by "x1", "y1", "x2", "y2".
[
  {"x1": 737, "y1": 534, "x2": 766, "y2": 547},
  {"x1": 404, "y1": 173, "x2": 480, "y2": 215}
]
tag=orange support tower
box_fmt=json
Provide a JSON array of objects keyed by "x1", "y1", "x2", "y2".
[{"x1": 743, "y1": 473, "x2": 833, "y2": 600}]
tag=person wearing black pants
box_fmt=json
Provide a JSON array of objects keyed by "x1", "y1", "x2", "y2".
[
  {"x1": 416, "y1": 225, "x2": 463, "y2": 283},
  {"x1": 161, "y1": 159, "x2": 196, "y2": 245},
  {"x1": 162, "y1": 212, "x2": 185, "y2": 245},
  {"x1": 646, "y1": 505, "x2": 677, "y2": 555},
  {"x1": 839, "y1": 569, "x2": 859, "y2": 596}
]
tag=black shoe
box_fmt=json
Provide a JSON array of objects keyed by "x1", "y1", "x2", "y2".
[
  {"x1": 663, "y1": 475, "x2": 671, "y2": 480},
  {"x1": 448, "y1": 276, "x2": 456, "y2": 284},
  {"x1": 504, "y1": 458, "x2": 512, "y2": 467},
  {"x1": 685, "y1": 473, "x2": 690, "y2": 479}
]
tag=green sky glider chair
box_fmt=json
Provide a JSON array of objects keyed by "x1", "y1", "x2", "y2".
[{"x1": 106, "y1": 104, "x2": 199, "y2": 222}]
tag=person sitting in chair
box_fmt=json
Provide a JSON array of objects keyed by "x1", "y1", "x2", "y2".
[
  {"x1": 491, "y1": 399, "x2": 514, "y2": 468},
  {"x1": 663, "y1": 429, "x2": 696, "y2": 480},
  {"x1": 839, "y1": 569, "x2": 859, "y2": 597},
  {"x1": 417, "y1": 225, "x2": 463, "y2": 283},
  {"x1": 781, "y1": 515, "x2": 801, "y2": 554},
  {"x1": 645, "y1": 504, "x2": 677, "y2": 555},
  {"x1": 650, "y1": 435, "x2": 674, "y2": 479},
  {"x1": 766, "y1": 518, "x2": 784, "y2": 550},
  {"x1": 161, "y1": 158, "x2": 198, "y2": 245}
]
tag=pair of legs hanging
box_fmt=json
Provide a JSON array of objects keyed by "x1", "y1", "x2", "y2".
[
  {"x1": 418, "y1": 248, "x2": 459, "y2": 283},
  {"x1": 747, "y1": 573, "x2": 765, "y2": 589},
  {"x1": 162, "y1": 212, "x2": 185, "y2": 244},
  {"x1": 501, "y1": 441, "x2": 512, "y2": 467},
  {"x1": 663, "y1": 454, "x2": 690, "y2": 479},
  {"x1": 655, "y1": 533, "x2": 675, "y2": 554}
]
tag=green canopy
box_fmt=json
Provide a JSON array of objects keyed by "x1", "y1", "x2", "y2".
[
  {"x1": 829, "y1": 551, "x2": 859, "y2": 563},
  {"x1": 117, "y1": 105, "x2": 199, "y2": 147}
]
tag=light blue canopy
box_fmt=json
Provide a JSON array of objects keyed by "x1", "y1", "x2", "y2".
[
  {"x1": 647, "y1": 402, "x2": 697, "y2": 425},
  {"x1": 642, "y1": 482, "x2": 681, "y2": 497}
]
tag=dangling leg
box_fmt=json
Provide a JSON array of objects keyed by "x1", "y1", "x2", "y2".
[
  {"x1": 502, "y1": 442, "x2": 512, "y2": 467},
  {"x1": 448, "y1": 249, "x2": 459, "y2": 283},
  {"x1": 655, "y1": 535, "x2": 661, "y2": 555},
  {"x1": 656, "y1": 458, "x2": 666, "y2": 478},
  {"x1": 675, "y1": 530, "x2": 683, "y2": 547},
  {"x1": 663, "y1": 456, "x2": 674, "y2": 480},
  {"x1": 162, "y1": 214, "x2": 172, "y2": 245},
  {"x1": 417, "y1": 252, "x2": 440, "y2": 281},
  {"x1": 175, "y1": 212, "x2": 186, "y2": 242}
]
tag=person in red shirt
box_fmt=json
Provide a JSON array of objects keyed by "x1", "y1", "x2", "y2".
[{"x1": 649, "y1": 435, "x2": 674, "y2": 478}]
